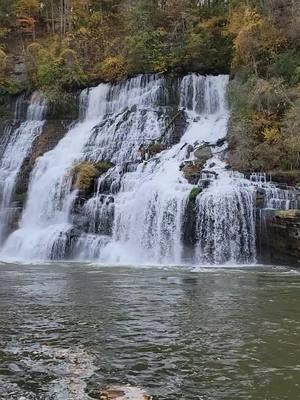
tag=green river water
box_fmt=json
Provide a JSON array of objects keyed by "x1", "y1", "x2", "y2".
[{"x1": 0, "y1": 263, "x2": 299, "y2": 399}]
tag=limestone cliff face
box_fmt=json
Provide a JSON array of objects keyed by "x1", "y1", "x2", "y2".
[{"x1": 258, "y1": 208, "x2": 300, "y2": 267}]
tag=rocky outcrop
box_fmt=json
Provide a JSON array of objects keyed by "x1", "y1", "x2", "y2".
[
  {"x1": 194, "y1": 144, "x2": 213, "y2": 163},
  {"x1": 258, "y1": 209, "x2": 300, "y2": 267},
  {"x1": 182, "y1": 187, "x2": 204, "y2": 250}
]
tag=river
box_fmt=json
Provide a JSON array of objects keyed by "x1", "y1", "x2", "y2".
[{"x1": 0, "y1": 263, "x2": 299, "y2": 399}]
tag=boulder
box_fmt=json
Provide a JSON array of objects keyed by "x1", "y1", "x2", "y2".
[{"x1": 194, "y1": 144, "x2": 212, "y2": 164}]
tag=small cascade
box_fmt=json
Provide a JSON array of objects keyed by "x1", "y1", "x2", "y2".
[
  {"x1": 0, "y1": 92, "x2": 46, "y2": 243},
  {"x1": 250, "y1": 173, "x2": 298, "y2": 210},
  {"x1": 196, "y1": 175, "x2": 256, "y2": 264}
]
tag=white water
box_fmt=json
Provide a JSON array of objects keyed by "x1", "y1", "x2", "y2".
[
  {"x1": 76, "y1": 75, "x2": 231, "y2": 264},
  {"x1": 0, "y1": 74, "x2": 297, "y2": 265},
  {"x1": 0, "y1": 92, "x2": 46, "y2": 243},
  {"x1": 249, "y1": 173, "x2": 298, "y2": 210},
  {"x1": 196, "y1": 175, "x2": 256, "y2": 264}
]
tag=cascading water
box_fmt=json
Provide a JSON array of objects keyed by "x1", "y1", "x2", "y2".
[
  {"x1": 249, "y1": 173, "x2": 298, "y2": 210},
  {"x1": 196, "y1": 175, "x2": 256, "y2": 264},
  {"x1": 0, "y1": 74, "x2": 295, "y2": 265},
  {"x1": 1, "y1": 74, "x2": 232, "y2": 263},
  {"x1": 1, "y1": 84, "x2": 110, "y2": 260},
  {"x1": 0, "y1": 92, "x2": 46, "y2": 243},
  {"x1": 75, "y1": 74, "x2": 231, "y2": 264}
]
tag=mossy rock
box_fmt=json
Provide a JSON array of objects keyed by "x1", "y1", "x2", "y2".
[
  {"x1": 188, "y1": 187, "x2": 202, "y2": 204},
  {"x1": 274, "y1": 210, "x2": 300, "y2": 220},
  {"x1": 71, "y1": 161, "x2": 113, "y2": 192}
]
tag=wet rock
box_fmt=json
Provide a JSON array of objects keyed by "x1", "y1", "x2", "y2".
[
  {"x1": 11, "y1": 56, "x2": 28, "y2": 84},
  {"x1": 274, "y1": 210, "x2": 300, "y2": 220},
  {"x1": 256, "y1": 188, "x2": 266, "y2": 208},
  {"x1": 215, "y1": 137, "x2": 226, "y2": 147},
  {"x1": 182, "y1": 199, "x2": 198, "y2": 247},
  {"x1": 269, "y1": 170, "x2": 300, "y2": 187},
  {"x1": 99, "y1": 385, "x2": 151, "y2": 400},
  {"x1": 201, "y1": 170, "x2": 218, "y2": 179},
  {"x1": 194, "y1": 144, "x2": 212, "y2": 164},
  {"x1": 140, "y1": 142, "x2": 166, "y2": 160},
  {"x1": 181, "y1": 160, "x2": 204, "y2": 184},
  {"x1": 258, "y1": 209, "x2": 300, "y2": 267},
  {"x1": 163, "y1": 109, "x2": 188, "y2": 146}
]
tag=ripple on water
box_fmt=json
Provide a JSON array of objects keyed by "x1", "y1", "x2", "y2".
[{"x1": 0, "y1": 263, "x2": 299, "y2": 400}]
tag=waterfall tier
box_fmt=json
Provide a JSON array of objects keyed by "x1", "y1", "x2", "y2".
[{"x1": 0, "y1": 92, "x2": 46, "y2": 244}]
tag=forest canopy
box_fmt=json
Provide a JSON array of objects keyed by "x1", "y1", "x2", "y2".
[{"x1": 0, "y1": 0, "x2": 299, "y2": 173}]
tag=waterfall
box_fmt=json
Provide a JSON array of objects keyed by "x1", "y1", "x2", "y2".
[
  {"x1": 0, "y1": 92, "x2": 46, "y2": 243},
  {"x1": 1, "y1": 73, "x2": 292, "y2": 265},
  {"x1": 250, "y1": 173, "x2": 298, "y2": 210},
  {"x1": 196, "y1": 175, "x2": 256, "y2": 264}
]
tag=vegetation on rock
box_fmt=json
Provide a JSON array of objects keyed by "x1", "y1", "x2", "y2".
[
  {"x1": 71, "y1": 160, "x2": 112, "y2": 191},
  {"x1": 188, "y1": 187, "x2": 202, "y2": 204},
  {"x1": 140, "y1": 142, "x2": 166, "y2": 160}
]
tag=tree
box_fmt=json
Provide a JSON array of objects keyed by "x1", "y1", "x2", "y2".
[
  {"x1": 227, "y1": 4, "x2": 284, "y2": 75},
  {"x1": 16, "y1": 0, "x2": 40, "y2": 40}
]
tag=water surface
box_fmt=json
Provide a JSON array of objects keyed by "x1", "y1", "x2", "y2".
[{"x1": 0, "y1": 263, "x2": 299, "y2": 399}]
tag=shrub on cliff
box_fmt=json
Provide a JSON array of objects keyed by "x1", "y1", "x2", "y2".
[{"x1": 99, "y1": 56, "x2": 127, "y2": 82}]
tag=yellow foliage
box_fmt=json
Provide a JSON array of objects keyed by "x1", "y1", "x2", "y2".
[
  {"x1": 16, "y1": 0, "x2": 40, "y2": 17},
  {"x1": 0, "y1": 49, "x2": 7, "y2": 70},
  {"x1": 99, "y1": 56, "x2": 127, "y2": 81},
  {"x1": 71, "y1": 162, "x2": 99, "y2": 191},
  {"x1": 227, "y1": 5, "x2": 284, "y2": 73},
  {"x1": 26, "y1": 42, "x2": 43, "y2": 59},
  {"x1": 263, "y1": 127, "x2": 281, "y2": 143}
]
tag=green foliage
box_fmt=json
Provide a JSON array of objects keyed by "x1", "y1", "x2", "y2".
[
  {"x1": 189, "y1": 187, "x2": 202, "y2": 204},
  {"x1": 0, "y1": 78, "x2": 21, "y2": 95},
  {"x1": 269, "y1": 50, "x2": 300, "y2": 86},
  {"x1": 127, "y1": 29, "x2": 169, "y2": 74},
  {"x1": 183, "y1": 16, "x2": 233, "y2": 74},
  {"x1": 26, "y1": 39, "x2": 86, "y2": 102}
]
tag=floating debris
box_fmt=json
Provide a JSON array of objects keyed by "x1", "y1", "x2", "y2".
[{"x1": 100, "y1": 385, "x2": 151, "y2": 400}]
